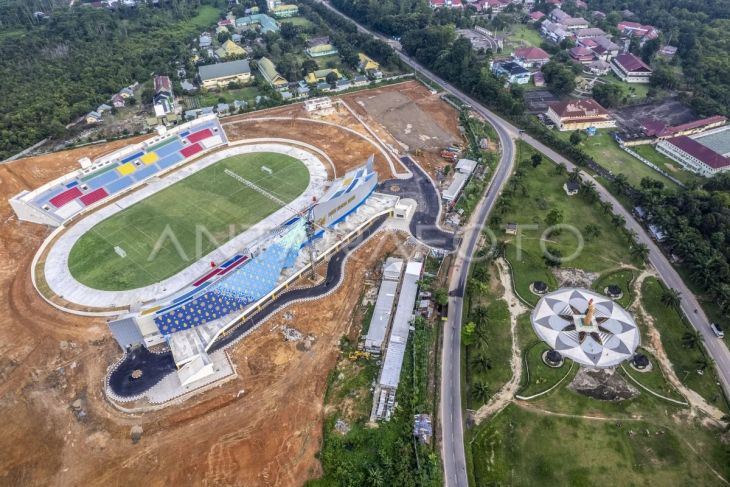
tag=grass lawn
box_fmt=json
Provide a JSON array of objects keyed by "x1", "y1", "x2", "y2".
[
  {"x1": 641, "y1": 277, "x2": 730, "y2": 414},
  {"x1": 591, "y1": 268, "x2": 636, "y2": 308},
  {"x1": 183, "y1": 5, "x2": 223, "y2": 31},
  {"x1": 559, "y1": 130, "x2": 678, "y2": 188},
  {"x1": 619, "y1": 348, "x2": 686, "y2": 402},
  {"x1": 601, "y1": 72, "x2": 650, "y2": 101},
  {"x1": 469, "y1": 403, "x2": 730, "y2": 486},
  {"x1": 519, "y1": 333, "x2": 575, "y2": 398},
  {"x1": 498, "y1": 142, "x2": 642, "y2": 305},
  {"x1": 315, "y1": 54, "x2": 343, "y2": 69},
  {"x1": 279, "y1": 16, "x2": 315, "y2": 28},
  {"x1": 463, "y1": 299, "x2": 513, "y2": 409},
  {"x1": 632, "y1": 144, "x2": 702, "y2": 186},
  {"x1": 197, "y1": 84, "x2": 262, "y2": 107},
  {"x1": 68, "y1": 153, "x2": 309, "y2": 290},
  {"x1": 506, "y1": 24, "x2": 543, "y2": 48}
]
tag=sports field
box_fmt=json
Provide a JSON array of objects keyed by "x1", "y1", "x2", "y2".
[{"x1": 68, "y1": 152, "x2": 310, "y2": 291}]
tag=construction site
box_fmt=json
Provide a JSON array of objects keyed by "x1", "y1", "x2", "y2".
[{"x1": 0, "y1": 81, "x2": 464, "y2": 485}]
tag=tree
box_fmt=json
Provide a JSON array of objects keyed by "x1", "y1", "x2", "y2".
[
  {"x1": 545, "y1": 208, "x2": 564, "y2": 226},
  {"x1": 462, "y1": 322, "x2": 477, "y2": 346},
  {"x1": 592, "y1": 82, "x2": 623, "y2": 108},
  {"x1": 301, "y1": 59, "x2": 318, "y2": 76},
  {"x1": 471, "y1": 380, "x2": 490, "y2": 403},
  {"x1": 325, "y1": 70, "x2": 339, "y2": 84},
  {"x1": 531, "y1": 153, "x2": 543, "y2": 167},
  {"x1": 612, "y1": 174, "x2": 630, "y2": 194},
  {"x1": 544, "y1": 247, "x2": 563, "y2": 267},
  {"x1": 217, "y1": 30, "x2": 230, "y2": 44},
  {"x1": 651, "y1": 64, "x2": 679, "y2": 89},
  {"x1": 660, "y1": 287, "x2": 682, "y2": 309},
  {"x1": 682, "y1": 330, "x2": 700, "y2": 349},
  {"x1": 569, "y1": 130, "x2": 583, "y2": 146},
  {"x1": 583, "y1": 223, "x2": 601, "y2": 240},
  {"x1": 434, "y1": 287, "x2": 449, "y2": 306},
  {"x1": 631, "y1": 243, "x2": 650, "y2": 261}
]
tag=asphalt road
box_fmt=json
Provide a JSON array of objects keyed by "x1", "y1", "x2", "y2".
[{"x1": 316, "y1": 2, "x2": 730, "y2": 485}]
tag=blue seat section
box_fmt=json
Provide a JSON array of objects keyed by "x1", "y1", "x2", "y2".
[
  {"x1": 106, "y1": 175, "x2": 134, "y2": 194},
  {"x1": 157, "y1": 152, "x2": 184, "y2": 169},
  {"x1": 154, "y1": 220, "x2": 308, "y2": 335},
  {"x1": 121, "y1": 151, "x2": 144, "y2": 164},
  {"x1": 179, "y1": 131, "x2": 190, "y2": 137},
  {"x1": 132, "y1": 164, "x2": 160, "y2": 182},
  {"x1": 221, "y1": 254, "x2": 243, "y2": 269},
  {"x1": 66, "y1": 181, "x2": 79, "y2": 188},
  {"x1": 171, "y1": 281, "x2": 211, "y2": 306},
  {"x1": 345, "y1": 177, "x2": 358, "y2": 194},
  {"x1": 155, "y1": 138, "x2": 184, "y2": 158},
  {"x1": 87, "y1": 170, "x2": 122, "y2": 190}
]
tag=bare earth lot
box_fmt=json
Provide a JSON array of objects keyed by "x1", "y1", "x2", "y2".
[{"x1": 611, "y1": 97, "x2": 695, "y2": 130}]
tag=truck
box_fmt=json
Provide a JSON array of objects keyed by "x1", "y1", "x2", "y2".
[{"x1": 710, "y1": 323, "x2": 724, "y2": 338}]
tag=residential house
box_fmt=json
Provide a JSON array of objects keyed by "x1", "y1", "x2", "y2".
[
  {"x1": 533, "y1": 71, "x2": 545, "y2": 87},
  {"x1": 587, "y1": 59, "x2": 610, "y2": 75},
  {"x1": 545, "y1": 99, "x2": 616, "y2": 131},
  {"x1": 231, "y1": 33, "x2": 242, "y2": 43},
  {"x1": 216, "y1": 103, "x2": 230, "y2": 115},
  {"x1": 562, "y1": 17, "x2": 589, "y2": 30},
  {"x1": 549, "y1": 8, "x2": 570, "y2": 23},
  {"x1": 257, "y1": 57, "x2": 288, "y2": 88},
  {"x1": 305, "y1": 43, "x2": 338, "y2": 58},
  {"x1": 180, "y1": 79, "x2": 197, "y2": 92},
  {"x1": 215, "y1": 25, "x2": 228, "y2": 36},
  {"x1": 429, "y1": 0, "x2": 464, "y2": 7},
  {"x1": 358, "y1": 53, "x2": 380, "y2": 72},
  {"x1": 232, "y1": 99, "x2": 248, "y2": 111},
  {"x1": 611, "y1": 53, "x2": 652, "y2": 83},
  {"x1": 307, "y1": 36, "x2": 330, "y2": 47},
  {"x1": 236, "y1": 14, "x2": 279, "y2": 33},
  {"x1": 119, "y1": 87, "x2": 134, "y2": 99},
  {"x1": 111, "y1": 94, "x2": 125, "y2": 108},
  {"x1": 316, "y1": 81, "x2": 331, "y2": 92},
  {"x1": 85, "y1": 111, "x2": 102, "y2": 124},
  {"x1": 658, "y1": 45, "x2": 677, "y2": 59},
  {"x1": 576, "y1": 27, "x2": 606, "y2": 39},
  {"x1": 334, "y1": 78, "x2": 352, "y2": 91},
  {"x1": 353, "y1": 75, "x2": 369, "y2": 87},
  {"x1": 199, "y1": 33, "x2": 212, "y2": 48},
  {"x1": 492, "y1": 61, "x2": 531, "y2": 84},
  {"x1": 152, "y1": 75, "x2": 174, "y2": 117},
  {"x1": 589, "y1": 36, "x2": 620, "y2": 60},
  {"x1": 215, "y1": 39, "x2": 247, "y2": 59},
  {"x1": 512, "y1": 47, "x2": 551, "y2": 68},
  {"x1": 270, "y1": 4, "x2": 298, "y2": 18},
  {"x1": 199, "y1": 59, "x2": 252, "y2": 89},
  {"x1": 563, "y1": 180, "x2": 580, "y2": 195},
  {"x1": 569, "y1": 46, "x2": 594, "y2": 63},
  {"x1": 97, "y1": 103, "x2": 112, "y2": 113},
  {"x1": 305, "y1": 68, "x2": 341, "y2": 85},
  {"x1": 617, "y1": 21, "x2": 658, "y2": 44},
  {"x1": 478, "y1": 0, "x2": 509, "y2": 14},
  {"x1": 592, "y1": 10, "x2": 606, "y2": 21},
  {"x1": 540, "y1": 20, "x2": 573, "y2": 43},
  {"x1": 528, "y1": 11, "x2": 545, "y2": 22},
  {"x1": 184, "y1": 106, "x2": 215, "y2": 120}
]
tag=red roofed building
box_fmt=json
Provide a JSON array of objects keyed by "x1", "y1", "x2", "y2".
[
  {"x1": 611, "y1": 53, "x2": 651, "y2": 83},
  {"x1": 657, "y1": 134, "x2": 730, "y2": 177},
  {"x1": 429, "y1": 0, "x2": 463, "y2": 7},
  {"x1": 512, "y1": 47, "x2": 551, "y2": 68},
  {"x1": 617, "y1": 21, "x2": 658, "y2": 42},
  {"x1": 529, "y1": 11, "x2": 545, "y2": 22},
  {"x1": 569, "y1": 46, "x2": 594, "y2": 63},
  {"x1": 641, "y1": 116, "x2": 728, "y2": 139},
  {"x1": 546, "y1": 98, "x2": 616, "y2": 131}
]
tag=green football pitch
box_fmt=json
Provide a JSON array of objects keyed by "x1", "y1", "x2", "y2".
[{"x1": 67, "y1": 152, "x2": 310, "y2": 291}]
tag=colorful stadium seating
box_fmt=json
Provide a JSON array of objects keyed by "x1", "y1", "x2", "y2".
[{"x1": 30, "y1": 119, "x2": 225, "y2": 219}]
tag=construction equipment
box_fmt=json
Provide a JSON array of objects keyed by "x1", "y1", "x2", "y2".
[
  {"x1": 224, "y1": 168, "x2": 330, "y2": 280},
  {"x1": 348, "y1": 351, "x2": 371, "y2": 361}
]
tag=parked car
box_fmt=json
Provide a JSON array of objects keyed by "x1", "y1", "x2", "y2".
[{"x1": 710, "y1": 323, "x2": 724, "y2": 338}]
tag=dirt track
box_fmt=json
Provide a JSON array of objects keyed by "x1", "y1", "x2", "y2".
[{"x1": 0, "y1": 82, "x2": 460, "y2": 486}]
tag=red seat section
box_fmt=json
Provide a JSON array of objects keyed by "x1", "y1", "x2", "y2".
[
  {"x1": 49, "y1": 187, "x2": 82, "y2": 208},
  {"x1": 180, "y1": 143, "x2": 202, "y2": 158},
  {"x1": 187, "y1": 129, "x2": 213, "y2": 143},
  {"x1": 79, "y1": 188, "x2": 109, "y2": 206}
]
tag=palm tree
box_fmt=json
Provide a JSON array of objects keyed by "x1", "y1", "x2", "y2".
[
  {"x1": 660, "y1": 287, "x2": 682, "y2": 309},
  {"x1": 553, "y1": 163, "x2": 567, "y2": 176},
  {"x1": 612, "y1": 174, "x2": 630, "y2": 194},
  {"x1": 471, "y1": 380, "x2": 490, "y2": 403},
  {"x1": 599, "y1": 200, "x2": 613, "y2": 214},
  {"x1": 631, "y1": 243, "x2": 650, "y2": 261},
  {"x1": 367, "y1": 466, "x2": 385, "y2": 487},
  {"x1": 682, "y1": 330, "x2": 700, "y2": 349},
  {"x1": 568, "y1": 167, "x2": 581, "y2": 182},
  {"x1": 470, "y1": 352, "x2": 492, "y2": 373},
  {"x1": 611, "y1": 213, "x2": 626, "y2": 227}
]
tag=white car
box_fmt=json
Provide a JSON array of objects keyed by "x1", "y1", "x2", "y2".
[{"x1": 710, "y1": 323, "x2": 724, "y2": 338}]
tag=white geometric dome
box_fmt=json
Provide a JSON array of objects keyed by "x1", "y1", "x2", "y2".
[{"x1": 531, "y1": 288, "x2": 640, "y2": 368}]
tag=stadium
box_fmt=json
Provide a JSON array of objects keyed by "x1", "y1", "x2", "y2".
[{"x1": 11, "y1": 111, "x2": 404, "y2": 393}]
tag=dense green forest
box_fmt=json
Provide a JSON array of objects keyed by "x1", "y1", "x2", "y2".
[{"x1": 0, "y1": 0, "x2": 226, "y2": 159}]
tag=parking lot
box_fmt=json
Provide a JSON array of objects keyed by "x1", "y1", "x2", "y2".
[{"x1": 524, "y1": 89, "x2": 559, "y2": 114}]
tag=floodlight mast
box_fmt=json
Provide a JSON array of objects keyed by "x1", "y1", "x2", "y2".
[{"x1": 224, "y1": 168, "x2": 323, "y2": 280}]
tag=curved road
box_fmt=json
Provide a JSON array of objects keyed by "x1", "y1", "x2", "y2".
[{"x1": 316, "y1": 2, "x2": 730, "y2": 486}]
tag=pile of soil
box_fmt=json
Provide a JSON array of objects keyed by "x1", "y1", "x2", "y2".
[{"x1": 569, "y1": 367, "x2": 639, "y2": 401}]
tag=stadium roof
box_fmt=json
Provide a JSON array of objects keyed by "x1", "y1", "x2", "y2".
[
  {"x1": 665, "y1": 136, "x2": 730, "y2": 169},
  {"x1": 199, "y1": 60, "x2": 251, "y2": 82}
]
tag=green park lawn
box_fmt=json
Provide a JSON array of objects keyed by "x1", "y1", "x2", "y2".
[
  {"x1": 506, "y1": 24, "x2": 543, "y2": 48},
  {"x1": 197, "y1": 85, "x2": 263, "y2": 108},
  {"x1": 591, "y1": 268, "x2": 636, "y2": 308},
  {"x1": 68, "y1": 152, "x2": 309, "y2": 290},
  {"x1": 496, "y1": 142, "x2": 643, "y2": 305},
  {"x1": 557, "y1": 131, "x2": 677, "y2": 188},
  {"x1": 632, "y1": 144, "x2": 702, "y2": 185},
  {"x1": 280, "y1": 16, "x2": 315, "y2": 28}
]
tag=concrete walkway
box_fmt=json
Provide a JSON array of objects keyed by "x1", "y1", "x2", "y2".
[{"x1": 42, "y1": 142, "x2": 328, "y2": 310}]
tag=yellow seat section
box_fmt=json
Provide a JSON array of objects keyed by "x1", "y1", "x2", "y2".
[
  {"x1": 118, "y1": 162, "x2": 136, "y2": 176},
  {"x1": 140, "y1": 152, "x2": 159, "y2": 165}
]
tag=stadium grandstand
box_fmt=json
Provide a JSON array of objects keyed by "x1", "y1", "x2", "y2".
[
  {"x1": 107, "y1": 157, "x2": 391, "y2": 386},
  {"x1": 10, "y1": 115, "x2": 226, "y2": 226}
]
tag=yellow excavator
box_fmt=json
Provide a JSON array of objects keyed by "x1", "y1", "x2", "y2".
[{"x1": 348, "y1": 351, "x2": 371, "y2": 361}]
